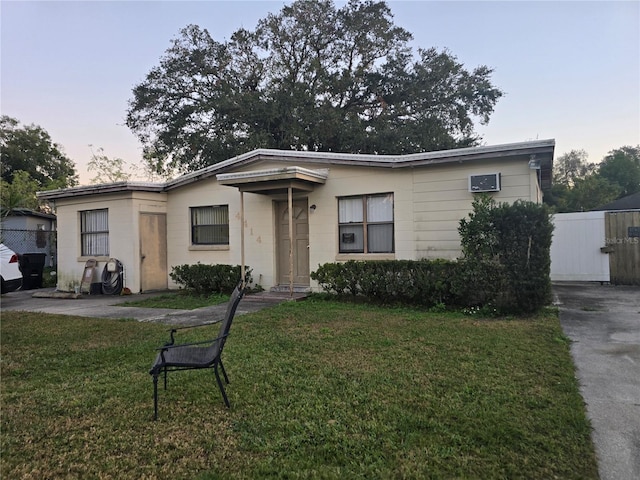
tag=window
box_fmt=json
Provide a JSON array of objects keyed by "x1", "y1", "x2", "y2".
[
  {"x1": 191, "y1": 206, "x2": 229, "y2": 245},
  {"x1": 338, "y1": 193, "x2": 394, "y2": 253},
  {"x1": 36, "y1": 224, "x2": 46, "y2": 248},
  {"x1": 80, "y1": 209, "x2": 109, "y2": 256}
]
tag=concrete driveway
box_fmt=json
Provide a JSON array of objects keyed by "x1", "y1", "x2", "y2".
[
  {"x1": 554, "y1": 282, "x2": 640, "y2": 480},
  {"x1": 0, "y1": 287, "x2": 302, "y2": 326}
]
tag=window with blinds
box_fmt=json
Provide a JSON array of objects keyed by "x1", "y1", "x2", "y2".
[
  {"x1": 191, "y1": 206, "x2": 229, "y2": 245},
  {"x1": 338, "y1": 193, "x2": 394, "y2": 253},
  {"x1": 80, "y1": 209, "x2": 109, "y2": 256}
]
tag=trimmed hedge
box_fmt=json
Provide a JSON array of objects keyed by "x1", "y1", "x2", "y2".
[
  {"x1": 169, "y1": 263, "x2": 252, "y2": 295},
  {"x1": 311, "y1": 259, "x2": 457, "y2": 307},
  {"x1": 311, "y1": 196, "x2": 554, "y2": 315}
]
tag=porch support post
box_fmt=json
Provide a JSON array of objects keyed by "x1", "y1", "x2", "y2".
[
  {"x1": 240, "y1": 190, "x2": 246, "y2": 288},
  {"x1": 288, "y1": 186, "x2": 293, "y2": 297}
]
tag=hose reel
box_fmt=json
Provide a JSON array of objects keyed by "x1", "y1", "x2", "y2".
[{"x1": 101, "y1": 258, "x2": 124, "y2": 295}]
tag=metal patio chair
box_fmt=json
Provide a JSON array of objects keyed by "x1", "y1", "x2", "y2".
[{"x1": 149, "y1": 284, "x2": 244, "y2": 420}]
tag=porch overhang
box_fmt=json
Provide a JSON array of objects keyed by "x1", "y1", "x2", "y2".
[{"x1": 216, "y1": 167, "x2": 328, "y2": 195}]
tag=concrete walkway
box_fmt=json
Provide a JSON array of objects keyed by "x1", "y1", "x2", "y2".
[
  {"x1": 0, "y1": 287, "x2": 305, "y2": 326},
  {"x1": 554, "y1": 282, "x2": 640, "y2": 480}
]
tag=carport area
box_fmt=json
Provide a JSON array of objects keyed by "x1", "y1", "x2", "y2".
[{"x1": 554, "y1": 282, "x2": 640, "y2": 480}]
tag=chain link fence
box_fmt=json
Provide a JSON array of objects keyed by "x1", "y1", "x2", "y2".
[{"x1": 0, "y1": 228, "x2": 57, "y2": 267}]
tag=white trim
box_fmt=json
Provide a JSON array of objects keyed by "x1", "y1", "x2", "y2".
[{"x1": 37, "y1": 139, "x2": 555, "y2": 199}]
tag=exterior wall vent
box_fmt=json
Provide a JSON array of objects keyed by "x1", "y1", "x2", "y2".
[{"x1": 469, "y1": 173, "x2": 501, "y2": 193}]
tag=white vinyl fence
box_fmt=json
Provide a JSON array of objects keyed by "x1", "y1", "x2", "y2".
[{"x1": 550, "y1": 211, "x2": 609, "y2": 282}]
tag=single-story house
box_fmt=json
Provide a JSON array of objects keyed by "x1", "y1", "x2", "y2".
[
  {"x1": 0, "y1": 208, "x2": 57, "y2": 266},
  {"x1": 1, "y1": 207, "x2": 57, "y2": 232},
  {"x1": 38, "y1": 139, "x2": 555, "y2": 294}
]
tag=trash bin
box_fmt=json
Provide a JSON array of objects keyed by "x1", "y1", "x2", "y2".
[{"x1": 19, "y1": 253, "x2": 46, "y2": 290}]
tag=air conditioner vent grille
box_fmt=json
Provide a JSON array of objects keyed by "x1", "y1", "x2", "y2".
[{"x1": 469, "y1": 173, "x2": 501, "y2": 192}]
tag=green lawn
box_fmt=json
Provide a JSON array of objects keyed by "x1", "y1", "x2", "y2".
[
  {"x1": 1, "y1": 300, "x2": 598, "y2": 479},
  {"x1": 120, "y1": 291, "x2": 229, "y2": 310}
]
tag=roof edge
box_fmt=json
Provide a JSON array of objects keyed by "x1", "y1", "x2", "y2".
[
  {"x1": 166, "y1": 139, "x2": 555, "y2": 190},
  {"x1": 38, "y1": 139, "x2": 556, "y2": 199},
  {"x1": 37, "y1": 181, "x2": 164, "y2": 200}
]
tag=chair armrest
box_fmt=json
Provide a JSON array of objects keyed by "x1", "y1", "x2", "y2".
[
  {"x1": 169, "y1": 320, "x2": 222, "y2": 332},
  {"x1": 157, "y1": 333, "x2": 229, "y2": 352},
  {"x1": 164, "y1": 320, "x2": 223, "y2": 345}
]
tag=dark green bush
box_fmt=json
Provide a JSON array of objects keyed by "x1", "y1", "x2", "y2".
[
  {"x1": 169, "y1": 263, "x2": 252, "y2": 295},
  {"x1": 312, "y1": 195, "x2": 554, "y2": 315},
  {"x1": 311, "y1": 259, "x2": 457, "y2": 307},
  {"x1": 456, "y1": 195, "x2": 554, "y2": 314}
]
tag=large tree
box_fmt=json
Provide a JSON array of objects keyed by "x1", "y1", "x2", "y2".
[
  {"x1": 597, "y1": 146, "x2": 640, "y2": 197},
  {"x1": 126, "y1": 0, "x2": 503, "y2": 176},
  {"x1": 552, "y1": 149, "x2": 596, "y2": 187},
  {"x1": 0, "y1": 116, "x2": 78, "y2": 189},
  {"x1": 1, "y1": 116, "x2": 78, "y2": 213},
  {"x1": 546, "y1": 145, "x2": 640, "y2": 212}
]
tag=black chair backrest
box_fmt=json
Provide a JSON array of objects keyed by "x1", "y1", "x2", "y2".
[{"x1": 212, "y1": 285, "x2": 244, "y2": 358}]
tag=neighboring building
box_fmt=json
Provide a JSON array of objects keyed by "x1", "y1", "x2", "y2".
[
  {"x1": 0, "y1": 208, "x2": 57, "y2": 266},
  {"x1": 591, "y1": 192, "x2": 640, "y2": 212},
  {"x1": 38, "y1": 139, "x2": 555, "y2": 293}
]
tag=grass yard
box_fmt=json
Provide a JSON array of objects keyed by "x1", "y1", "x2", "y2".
[
  {"x1": 1, "y1": 300, "x2": 598, "y2": 479},
  {"x1": 120, "y1": 291, "x2": 229, "y2": 310}
]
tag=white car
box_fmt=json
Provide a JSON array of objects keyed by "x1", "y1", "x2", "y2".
[{"x1": 0, "y1": 243, "x2": 22, "y2": 293}]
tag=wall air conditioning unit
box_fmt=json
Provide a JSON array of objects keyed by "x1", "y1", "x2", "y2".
[{"x1": 469, "y1": 173, "x2": 501, "y2": 193}]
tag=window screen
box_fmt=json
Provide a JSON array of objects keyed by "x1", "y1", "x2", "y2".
[
  {"x1": 191, "y1": 206, "x2": 229, "y2": 245},
  {"x1": 80, "y1": 209, "x2": 109, "y2": 256}
]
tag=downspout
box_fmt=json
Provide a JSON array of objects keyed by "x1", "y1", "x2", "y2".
[
  {"x1": 240, "y1": 191, "x2": 246, "y2": 288},
  {"x1": 288, "y1": 186, "x2": 294, "y2": 297}
]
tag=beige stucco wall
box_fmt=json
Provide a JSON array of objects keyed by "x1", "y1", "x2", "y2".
[
  {"x1": 50, "y1": 154, "x2": 540, "y2": 294},
  {"x1": 412, "y1": 158, "x2": 537, "y2": 259},
  {"x1": 166, "y1": 177, "x2": 278, "y2": 289},
  {"x1": 53, "y1": 191, "x2": 167, "y2": 293},
  {"x1": 163, "y1": 156, "x2": 538, "y2": 291}
]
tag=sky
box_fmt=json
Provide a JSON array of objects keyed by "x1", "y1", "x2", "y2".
[{"x1": 2, "y1": 0, "x2": 639, "y2": 185}]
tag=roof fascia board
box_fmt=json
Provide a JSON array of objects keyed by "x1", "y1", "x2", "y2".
[
  {"x1": 39, "y1": 139, "x2": 556, "y2": 198},
  {"x1": 165, "y1": 139, "x2": 555, "y2": 189},
  {"x1": 37, "y1": 182, "x2": 164, "y2": 201},
  {"x1": 4, "y1": 208, "x2": 57, "y2": 220}
]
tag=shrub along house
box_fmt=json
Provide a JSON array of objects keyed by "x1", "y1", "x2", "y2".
[{"x1": 37, "y1": 139, "x2": 554, "y2": 294}]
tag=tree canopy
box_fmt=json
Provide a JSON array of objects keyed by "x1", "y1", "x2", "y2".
[
  {"x1": 1, "y1": 116, "x2": 78, "y2": 189},
  {"x1": 1, "y1": 116, "x2": 78, "y2": 213},
  {"x1": 598, "y1": 146, "x2": 640, "y2": 198},
  {"x1": 552, "y1": 149, "x2": 595, "y2": 187},
  {"x1": 126, "y1": 0, "x2": 503, "y2": 177},
  {"x1": 546, "y1": 146, "x2": 640, "y2": 212}
]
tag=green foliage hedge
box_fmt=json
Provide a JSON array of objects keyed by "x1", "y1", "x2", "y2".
[
  {"x1": 311, "y1": 259, "x2": 457, "y2": 307},
  {"x1": 311, "y1": 196, "x2": 554, "y2": 315},
  {"x1": 169, "y1": 263, "x2": 251, "y2": 295},
  {"x1": 456, "y1": 196, "x2": 554, "y2": 314}
]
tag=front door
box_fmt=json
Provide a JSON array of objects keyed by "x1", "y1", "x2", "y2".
[
  {"x1": 140, "y1": 213, "x2": 168, "y2": 292},
  {"x1": 276, "y1": 199, "x2": 310, "y2": 286}
]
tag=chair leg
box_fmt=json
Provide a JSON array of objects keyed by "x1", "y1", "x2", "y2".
[
  {"x1": 219, "y1": 359, "x2": 230, "y2": 384},
  {"x1": 153, "y1": 373, "x2": 159, "y2": 421},
  {"x1": 163, "y1": 367, "x2": 168, "y2": 390},
  {"x1": 214, "y1": 365, "x2": 230, "y2": 408}
]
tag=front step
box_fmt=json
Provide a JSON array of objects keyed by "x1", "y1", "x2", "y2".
[
  {"x1": 270, "y1": 284, "x2": 311, "y2": 294},
  {"x1": 245, "y1": 289, "x2": 308, "y2": 302}
]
